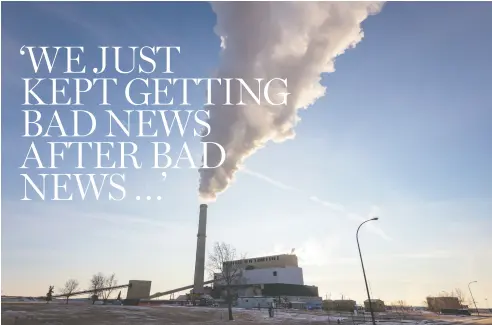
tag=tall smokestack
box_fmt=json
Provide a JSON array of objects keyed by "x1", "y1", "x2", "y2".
[{"x1": 193, "y1": 204, "x2": 208, "y2": 294}]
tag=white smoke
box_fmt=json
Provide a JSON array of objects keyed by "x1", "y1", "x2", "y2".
[{"x1": 199, "y1": 2, "x2": 384, "y2": 201}]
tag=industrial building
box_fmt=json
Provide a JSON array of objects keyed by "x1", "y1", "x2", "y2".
[
  {"x1": 238, "y1": 266, "x2": 304, "y2": 285},
  {"x1": 126, "y1": 281, "x2": 152, "y2": 300},
  {"x1": 324, "y1": 299, "x2": 356, "y2": 312},
  {"x1": 364, "y1": 299, "x2": 386, "y2": 312},
  {"x1": 220, "y1": 254, "x2": 304, "y2": 286},
  {"x1": 212, "y1": 252, "x2": 319, "y2": 305},
  {"x1": 426, "y1": 296, "x2": 461, "y2": 312},
  {"x1": 130, "y1": 204, "x2": 320, "y2": 308}
]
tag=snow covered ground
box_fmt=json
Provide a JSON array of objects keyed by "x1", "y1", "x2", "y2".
[{"x1": 2, "y1": 303, "x2": 491, "y2": 325}]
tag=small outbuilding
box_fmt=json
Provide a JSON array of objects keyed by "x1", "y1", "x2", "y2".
[
  {"x1": 364, "y1": 299, "x2": 386, "y2": 312},
  {"x1": 426, "y1": 297, "x2": 461, "y2": 312},
  {"x1": 322, "y1": 299, "x2": 335, "y2": 310},
  {"x1": 333, "y1": 299, "x2": 356, "y2": 312}
]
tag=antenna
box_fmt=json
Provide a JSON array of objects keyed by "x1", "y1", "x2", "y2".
[{"x1": 291, "y1": 248, "x2": 295, "y2": 254}]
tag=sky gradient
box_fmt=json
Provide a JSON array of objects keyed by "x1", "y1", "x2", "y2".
[{"x1": 1, "y1": 2, "x2": 491, "y2": 306}]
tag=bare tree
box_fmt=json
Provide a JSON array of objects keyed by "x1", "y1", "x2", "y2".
[
  {"x1": 208, "y1": 242, "x2": 245, "y2": 321},
  {"x1": 89, "y1": 273, "x2": 105, "y2": 304},
  {"x1": 454, "y1": 288, "x2": 466, "y2": 308},
  {"x1": 60, "y1": 279, "x2": 79, "y2": 304},
  {"x1": 422, "y1": 299, "x2": 428, "y2": 308},
  {"x1": 397, "y1": 300, "x2": 407, "y2": 312},
  {"x1": 101, "y1": 273, "x2": 118, "y2": 302}
]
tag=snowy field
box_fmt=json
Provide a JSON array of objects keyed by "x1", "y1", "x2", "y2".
[{"x1": 2, "y1": 303, "x2": 491, "y2": 325}]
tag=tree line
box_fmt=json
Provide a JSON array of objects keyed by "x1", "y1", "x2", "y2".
[{"x1": 45, "y1": 272, "x2": 119, "y2": 304}]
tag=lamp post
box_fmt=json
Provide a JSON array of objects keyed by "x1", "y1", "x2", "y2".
[
  {"x1": 468, "y1": 281, "x2": 479, "y2": 316},
  {"x1": 356, "y1": 217, "x2": 379, "y2": 325}
]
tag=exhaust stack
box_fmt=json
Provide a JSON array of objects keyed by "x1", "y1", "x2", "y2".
[{"x1": 193, "y1": 204, "x2": 208, "y2": 294}]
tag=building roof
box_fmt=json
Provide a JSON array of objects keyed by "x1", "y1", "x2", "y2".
[
  {"x1": 226, "y1": 254, "x2": 296, "y2": 264},
  {"x1": 223, "y1": 254, "x2": 299, "y2": 270}
]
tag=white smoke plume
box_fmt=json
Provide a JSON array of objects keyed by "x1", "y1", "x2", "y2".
[{"x1": 199, "y1": 2, "x2": 384, "y2": 201}]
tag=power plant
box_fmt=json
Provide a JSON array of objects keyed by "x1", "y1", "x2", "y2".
[
  {"x1": 44, "y1": 203, "x2": 320, "y2": 308},
  {"x1": 135, "y1": 203, "x2": 320, "y2": 307},
  {"x1": 147, "y1": 203, "x2": 320, "y2": 308}
]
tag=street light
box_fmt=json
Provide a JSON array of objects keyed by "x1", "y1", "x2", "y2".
[
  {"x1": 468, "y1": 281, "x2": 479, "y2": 316},
  {"x1": 356, "y1": 217, "x2": 379, "y2": 325}
]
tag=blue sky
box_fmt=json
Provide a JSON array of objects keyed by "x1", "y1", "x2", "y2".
[{"x1": 1, "y1": 2, "x2": 491, "y2": 306}]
